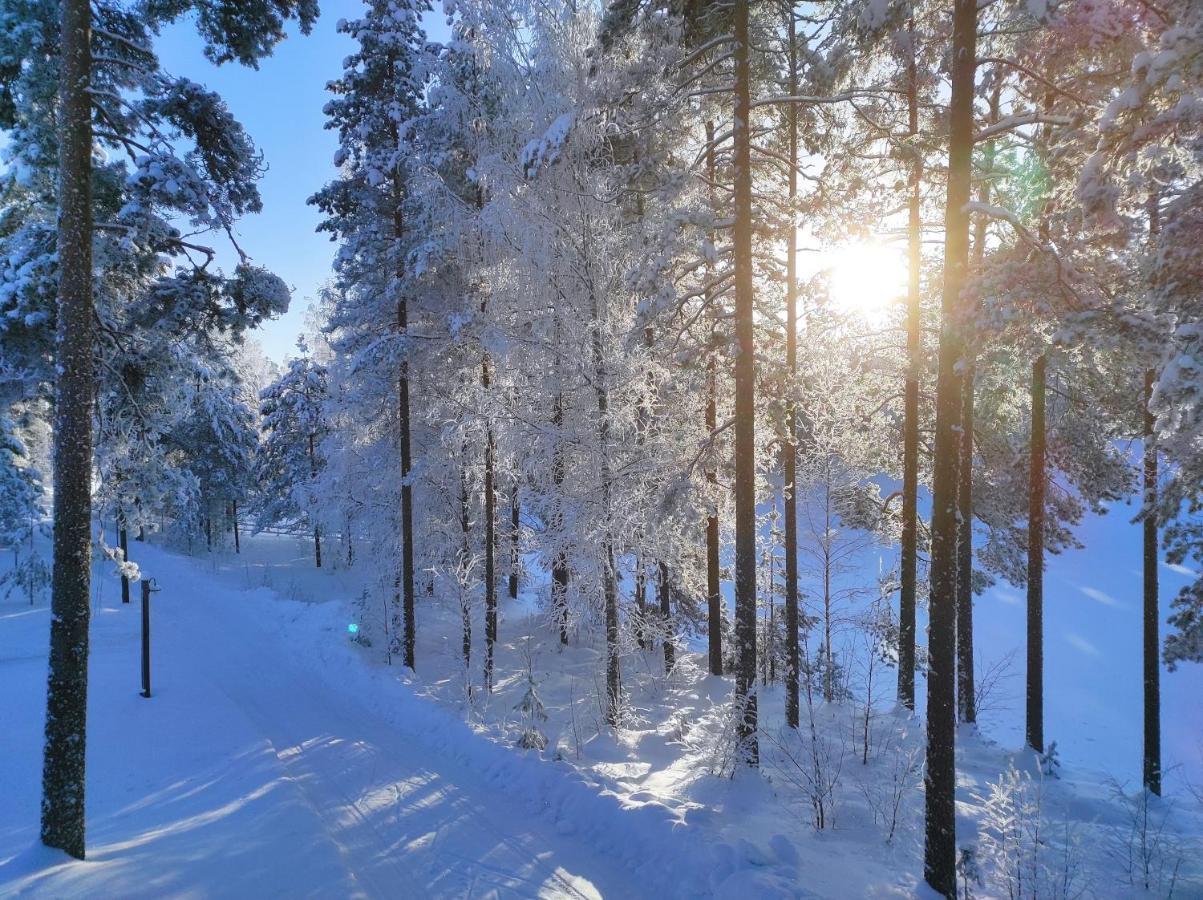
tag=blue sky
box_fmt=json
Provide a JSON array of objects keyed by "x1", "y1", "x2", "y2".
[{"x1": 155, "y1": 2, "x2": 450, "y2": 363}]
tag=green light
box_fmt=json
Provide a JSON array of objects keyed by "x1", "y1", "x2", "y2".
[{"x1": 347, "y1": 623, "x2": 360, "y2": 635}]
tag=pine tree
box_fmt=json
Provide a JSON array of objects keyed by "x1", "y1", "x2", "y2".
[
  {"x1": 254, "y1": 344, "x2": 329, "y2": 566},
  {"x1": 926, "y1": 0, "x2": 978, "y2": 891}
]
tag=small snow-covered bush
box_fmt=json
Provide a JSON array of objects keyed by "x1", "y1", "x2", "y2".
[{"x1": 975, "y1": 765, "x2": 1086, "y2": 900}]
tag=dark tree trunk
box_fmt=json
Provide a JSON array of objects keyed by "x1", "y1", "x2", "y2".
[
  {"x1": 1026, "y1": 354, "x2": 1046, "y2": 754},
  {"x1": 925, "y1": 0, "x2": 977, "y2": 893},
  {"x1": 205, "y1": 513, "x2": 212, "y2": 551},
  {"x1": 42, "y1": 0, "x2": 94, "y2": 860},
  {"x1": 635, "y1": 558, "x2": 648, "y2": 650},
  {"x1": 956, "y1": 82, "x2": 998, "y2": 726},
  {"x1": 592, "y1": 301, "x2": 621, "y2": 726},
  {"x1": 1143, "y1": 368, "x2": 1161, "y2": 796},
  {"x1": 955, "y1": 377, "x2": 975, "y2": 723},
  {"x1": 551, "y1": 385, "x2": 570, "y2": 645},
  {"x1": 119, "y1": 525, "x2": 130, "y2": 604},
  {"x1": 483, "y1": 368, "x2": 497, "y2": 694},
  {"x1": 659, "y1": 561, "x2": 674, "y2": 675},
  {"x1": 309, "y1": 434, "x2": 321, "y2": 569},
  {"x1": 783, "y1": 10, "x2": 801, "y2": 730},
  {"x1": 395, "y1": 217, "x2": 416, "y2": 672},
  {"x1": 233, "y1": 500, "x2": 240, "y2": 554},
  {"x1": 704, "y1": 119, "x2": 723, "y2": 678},
  {"x1": 732, "y1": 0, "x2": 758, "y2": 765},
  {"x1": 509, "y1": 480, "x2": 519, "y2": 600},
  {"x1": 898, "y1": 16, "x2": 922, "y2": 714},
  {"x1": 459, "y1": 458, "x2": 473, "y2": 674}
]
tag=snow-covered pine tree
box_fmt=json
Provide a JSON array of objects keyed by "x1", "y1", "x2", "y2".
[
  {"x1": 254, "y1": 343, "x2": 329, "y2": 567},
  {"x1": 0, "y1": 0, "x2": 316, "y2": 858}
]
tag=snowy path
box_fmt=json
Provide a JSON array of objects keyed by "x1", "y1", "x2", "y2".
[{"x1": 0, "y1": 544, "x2": 642, "y2": 899}]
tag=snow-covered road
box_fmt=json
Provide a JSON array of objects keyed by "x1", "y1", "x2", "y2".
[{"x1": 0, "y1": 543, "x2": 641, "y2": 899}]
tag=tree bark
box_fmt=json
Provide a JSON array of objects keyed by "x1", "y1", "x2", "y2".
[
  {"x1": 309, "y1": 433, "x2": 321, "y2": 568},
  {"x1": 925, "y1": 0, "x2": 977, "y2": 892},
  {"x1": 41, "y1": 0, "x2": 94, "y2": 860},
  {"x1": 732, "y1": 0, "x2": 758, "y2": 764},
  {"x1": 1026, "y1": 353, "x2": 1046, "y2": 754},
  {"x1": 119, "y1": 524, "x2": 130, "y2": 604},
  {"x1": 482, "y1": 352, "x2": 497, "y2": 694},
  {"x1": 395, "y1": 213, "x2": 416, "y2": 672},
  {"x1": 509, "y1": 479, "x2": 519, "y2": 600},
  {"x1": 659, "y1": 561, "x2": 674, "y2": 675},
  {"x1": 704, "y1": 119, "x2": 723, "y2": 678},
  {"x1": 551, "y1": 382, "x2": 570, "y2": 645},
  {"x1": 459, "y1": 456, "x2": 473, "y2": 674},
  {"x1": 1143, "y1": 368, "x2": 1160, "y2": 796},
  {"x1": 233, "y1": 500, "x2": 240, "y2": 554},
  {"x1": 956, "y1": 82, "x2": 998, "y2": 726},
  {"x1": 783, "y1": 9, "x2": 801, "y2": 730},
  {"x1": 898, "y1": 15, "x2": 922, "y2": 713}
]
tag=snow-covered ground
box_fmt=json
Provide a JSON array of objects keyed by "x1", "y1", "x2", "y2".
[{"x1": 1, "y1": 532, "x2": 1201, "y2": 898}]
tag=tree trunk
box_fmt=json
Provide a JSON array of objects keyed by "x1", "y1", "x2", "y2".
[
  {"x1": 732, "y1": 0, "x2": 758, "y2": 765},
  {"x1": 551, "y1": 384, "x2": 570, "y2": 645},
  {"x1": 704, "y1": 119, "x2": 723, "y2": 678},
  {"x1": 898, "y1": 15, "x2": 922, "y2": 714},
  {"x1": 119, "y1": 525, "x2": 130, "y2": 605},
  {"x1": 635, "y1": 557, "x2": 647, "y2": 650},
  {"x1": 925, "y1": 0, "x2": 977, "y2": 892},
  {"x1": 483, "y1": 356, "x2": 497, "y2": 694},
  {"x1": 395, "y1": 215, "x2": 416, "y2": 672},
  {"x1": 459, "y1": 457, "x2": 473, "y2": 674},
  {"x1": 783, "y1": 10, "x2": 801, "y2": 730},
  {"x1": 1026, "y1": 354, "x2": 1046, "y2": 754},
  {"x1": 1143, "y1": 368, "x2": 1161, "y2": 796},
  {"x1": 41, "y1": 0, "x2": 94, "y2": 860},
  {"x1": 592, "y1": 297, "x2": 621, "y2": 726},
  {"x1": 509, "y1": 480, "x2": 519, "y2": 600},
  {"x1": 233, "y1": 500, "x2": 240, "y2": 554},
  {"x1": 956, "y1": 82, "x2": 998, "y2": 726},
  {"x1": 659, "y1": 561, "x2": 674, "y2": 675}
]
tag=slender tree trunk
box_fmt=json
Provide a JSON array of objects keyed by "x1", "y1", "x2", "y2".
[
  {"x1": 659, "y1": 561, "x2": 674, "y2": 675},
  {"x1": 309, "y1": 434, "x2": 322, "y2": 568},
  {"x1": 459, "y1": 457, "x2": 473, "y2": 674},
  {"x1": 1026, "y1": 354, "x2": 1046, "y2": 754},
  {"x1": 1143, "y1": 368, "x2": 1161, "y2": 796},
  {"x1": 483, "y1": 354, "x2": 497, "y2": 694},
  {"x1": 41, "y1": 0, "x2": 93, "y2": 860},
  {"x1": 704, "y1": 119, "x2": 723, "y2": 677},
  {"x1": 233, "y1": 500, "x2": 240, "y2": 554},
  {"x1": 1143, "y1": 192, "x2": 1162, "y2": 795},
  {"x1": 732, "y1": 0, "x2": 758, "y2": 764},
  {"x1": 205, "y1": 513, "x2": 212, "y2": 551},
  {"x1": 551, "y1": 383, "x2": 570, "y2": 645},
  {"x1": 783, "y1": 10, "x2": 801, "y2": 730},
  {"x1": 119, "y1": 524, "x2": 130, "y2": 605},
  {"x1": 925, "y1": 0, "x2": 977, "y2": 892},
  {"x1": 509, "y1": 480, "x2": 519, "y2": 600},
  {"x1": 395, "y1": 217, "x2": 416, "y2": 672},
  {"x1": 635, "y1": 557, "x2": 647, "y2": 650},
  {"x1": 592, "y1": 295, "x2": 621, "y2": 726},
  {"x1": 956, "y1": 83, "x2": 998, "y2": 726},
  {"x1": 898, "y1": 16, "x2": 922, "y2": 713}
]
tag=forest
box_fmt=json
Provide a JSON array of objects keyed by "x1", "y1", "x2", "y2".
[{"x1": 1, "y1": 0, "x2": 1202, "y2": 897}]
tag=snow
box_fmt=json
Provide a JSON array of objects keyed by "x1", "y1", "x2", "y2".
[{"x1": 2, "y1": 533, "x2": 1201, "y2": 898}]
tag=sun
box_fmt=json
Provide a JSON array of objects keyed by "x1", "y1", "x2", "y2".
[{"x1": 825, "y1": 240, "x2": 907, "y2": 321}]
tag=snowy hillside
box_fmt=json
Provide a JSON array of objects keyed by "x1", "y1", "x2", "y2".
[{"x1": 3, "y1": 535, "x2": 1199, "y2": 898}]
